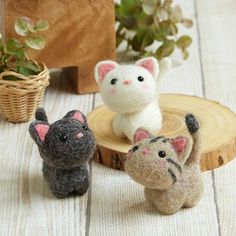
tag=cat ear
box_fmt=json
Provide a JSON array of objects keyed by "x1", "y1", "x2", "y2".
[
  {"x1": 135, "y1": 57, "x2": 159, "y2": 78},
  {"x1": 94, "y1": 60, "x2": 118, "y2": 84},
  {"x1": 63, "y1": 110, "x2": 87, "y2": 124},
  {"x1": 35, "y1": 108, "x2": 48, "y2": 122},
  {"x1": 170, "y1": 136, "x2": 192, "y2": 160},
  {"x1": 133, "y1": 128, "x2": 152, "y2": 144},
  {"x1": 29, "y1": 121, "x2": 50, "y2": 146}
]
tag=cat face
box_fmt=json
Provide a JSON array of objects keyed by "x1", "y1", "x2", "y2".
[
  {"x1": 94, "y1": 57, "x2": 160, "y2": 113},
  {"x1": 29, "y1": 110, "x2": 96, "y2": 169},
  {"x1": 125, "y1": 128, "x2": 192, "y2": 190}
]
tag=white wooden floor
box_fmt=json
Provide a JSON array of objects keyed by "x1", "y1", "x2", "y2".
[{"x1": 1, "y1": 0, "x2": 236, "y2": 235}]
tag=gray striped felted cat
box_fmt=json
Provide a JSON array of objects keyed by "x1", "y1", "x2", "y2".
[
  {"x1": 125, "y1": 114, "x2": 204, "y2": 215},
  {"x1": 29, "y1": 108, "x2": 96, "y2": 198}
]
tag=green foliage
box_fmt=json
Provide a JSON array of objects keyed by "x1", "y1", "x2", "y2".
[
  {"x1": 0, "y1": 17, "x2": 49, "y2": 80},
  {"x1": 116, "y1": 0, "x2": 193, "y2": 61}
]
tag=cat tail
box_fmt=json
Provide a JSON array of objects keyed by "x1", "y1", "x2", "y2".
[
  {"x1": 185, "y1": 113, "x2": 201, "y2": 165},
  {"x1": 35, "y1": 108, "x2": 48, "y2": 123},
  {"x1": 157, "y1": 57, "x2": 172, "y2": 85}
]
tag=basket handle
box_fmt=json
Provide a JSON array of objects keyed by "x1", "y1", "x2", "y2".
[
  {"x1": 0, "y1": 60, "x2": 44, "y2": 81},
  {"x1": 0, "y1": 71, "x2": 34, "y2": 81}
]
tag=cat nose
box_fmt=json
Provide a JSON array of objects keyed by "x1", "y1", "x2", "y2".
[
  {"x1": 76, "y1": 132, "x2": 84, "y2": 139},
  {"x1": 123, "y1": 80, "x2": 132, "y2": 85}
]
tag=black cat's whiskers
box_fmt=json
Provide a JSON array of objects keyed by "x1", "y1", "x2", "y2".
[
  {"x1": 162, "y1": 138, "x2": 169, "y2": 143},
  {"x1": 150, "y1": 136, "x2": 164, "y2": 143},
  {"x1": 166, "y1": 158, "x2": 182, "y2": 173},
  {"x1": 168, "y1": 168, "x2": 177, "y2": 184}
]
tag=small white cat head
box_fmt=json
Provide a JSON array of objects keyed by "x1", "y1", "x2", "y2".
[{"x1": 94, "y1": 57, "x2": 160, "y2": 114}]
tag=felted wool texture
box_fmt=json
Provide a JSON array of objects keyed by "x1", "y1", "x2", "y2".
[
  {"x1": 94, "y1": 57, "x2": 172, "y2": 141},
  {"x1": 29, "y1": 108, "x2": 96, "y2": 198},
  {"x1": 125, "y1": 114, "x2": 204, "y2": 215}
]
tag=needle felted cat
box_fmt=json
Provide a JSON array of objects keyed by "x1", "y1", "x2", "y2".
[
  {"x1": 94, "y1": 57, "x2": 171, "y2": 141},
  {"x1": 29, "y1": 108, "x2": 96, "y2": 198},
  {"x1": 125, "y1": 114, "x2": 204, "y2": 215}
]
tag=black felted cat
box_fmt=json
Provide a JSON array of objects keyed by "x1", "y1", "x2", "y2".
[{"x1": 29, "y1": 108, "x2": 96, "y2": 198}]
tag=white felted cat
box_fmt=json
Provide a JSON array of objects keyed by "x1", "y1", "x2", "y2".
[{"x1": 94, "y1": 57, "x2": 171, "y2": 141}]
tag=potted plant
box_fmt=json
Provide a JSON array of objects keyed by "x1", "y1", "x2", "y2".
[
  {"x1": 115, "y1": 0, "x2": 193, "y2": 62},
  {"x1": 0, "y1": 17, "x2": 50, "y2": 122}
]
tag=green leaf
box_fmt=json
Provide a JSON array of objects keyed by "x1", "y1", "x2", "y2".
[
  {"x1": 26, "y1": 21, "x2": 36, "y2": 33},
  {"x1": 16, "y1": 61, "x2": 41, "y2": 72},
  {"x1": 132, "y1": 30, "x2": 145, "y2": 51},
  {"x1": 18, "y1": 67, "x2": 35, "y2": 76},
  {"x1": 176, "y1": 35, "x2": 192, "y2": 49},
  {"x1": 5, "y1": 38, "x2": 20, "y2": 53},
  {"x1": 117, "y1": 15, "x2": 137, "y2": 29},
  {"x1": 14, "y1": 48, "x2": 27, "y2": 60},
  {"x1": 20, "y1": 17, "x2": 35, "y2": 33},
  {"x1": 17, "y1": 66, "x2": 37, "y2": 76},
  {"x1": 182, "y1": 49, "x2": 189, "y2": 60},
  {"x1": 163, "y1": 0, "x2": 172, "y2": 9},
  {"x1": 116, "y1": 35, "x2": 124, "y2": 48},
  {"x1": 155, "y1": 20, "x2": 172, "y2": 41},
  {"x1": 142, "y1": 0, "x2": 157, "y2": 15},
  {"x1": 182, "y1": 19, "x2": 193, "y2": 28},
  {"x1": 171, "y1": 5, "x2": 183, "y2": 22},
  {"x1": 14, "y1": 17, "x2": 31, "y2": 36},
  {"x1": 119, "y1": 0, "x2": 140, "y2": 17},
  {"x1": 169, "y1": 22, "x2": 178, "y2": 35},
  {"x1": 156, "y1": 8, "x2": 168, "y2": 20},
  {"x1": 156, "y1": 39, "x2": 175, "y2": 59},
  {"x1": 35, "y1": 20, "x2": 49, "y2": 31},
  {"x1": 132, "y1": 28, "x2": 155, "y2": 51},
  {"x1": 138, "y1": 12, "x2": 153, "y2": 27},
  {"x1": 143, "y1": 51, "x2": 155, "y2": 57},
  {"x1": 25, "y1": 36, "x2": 45, "y2": 50}
]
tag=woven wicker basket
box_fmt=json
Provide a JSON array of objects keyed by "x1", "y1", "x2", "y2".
[{"x1": 0, "y1": 63, "x2": 50, "y2": 123}]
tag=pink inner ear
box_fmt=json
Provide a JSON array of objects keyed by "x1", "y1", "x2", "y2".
[
  {"x1": 171, "y1": 137, "x2": 188, "y2": 154},
  {"x1": 72, "y1": 112, "x2": 84, "y2": 123},
  {"x1": 35, "y1": 124, "x2": 49, "y2": 142},
  {"x1": 134, "y1": 129, "x2": 150, "y2": 143},
  {"x1": 137, "y1": 59, "x2": 154, "y2": 76},
  {"x1": 98, "y1": 64, "x2": 116, "y2": 83}
]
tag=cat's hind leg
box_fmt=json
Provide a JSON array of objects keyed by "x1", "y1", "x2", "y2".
[
  {"x1": 75, "y1": 175, "x2": 90, "y2": 196},
  {"x1": 154, "y1": 201, "x2": 184, "y2": 215},
  {"x1": 144, "y1": 188, "x2": 155, "y2": 207},
  {"x1": 73, "y1": 166, "x2": 90, "y2": 196},
  {"x1": 149, "y1": 190, "x2": 185, "y2": 215},
  {"x1": 184, "y1": 191, "x2": 203, "y2": 208},
  {"x1": 184, "y1": 179, "x2": 204, "y2": 208}
]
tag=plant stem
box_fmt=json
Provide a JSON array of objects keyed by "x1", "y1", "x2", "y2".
[{"x1": 120, "y1": 40, "x2": 131, "y2": 62}]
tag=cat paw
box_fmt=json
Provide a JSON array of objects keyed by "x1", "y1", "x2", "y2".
[
  {"x1": 155, "y1": 205, "x2": 181, "y2": 215},
  {"x1": 52, "y1": 190, "x2": 69, "y2": 198},
  {"x1": 184, "y1": 200, "x2": 199, "y2": 208},
  {"x1": 112, "y1": 117, "x2": 125, "y2": 137},
  {"x1": 76, "y1": 188, "x2": 89, "y2": 196},
  {"x1": 159, "y1": 57, "x2": 172, "y2": 72}
]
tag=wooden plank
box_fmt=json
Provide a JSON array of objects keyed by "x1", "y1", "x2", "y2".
[
  {"x1": 0, "y1": 71, "x2": 93, "y2": 235},
  {"x1": 89, "y1": 1, "x2": 219, "y2": 235},
  {"x1": 196, "y1": 1, "x2": 236, "y2": 235}
]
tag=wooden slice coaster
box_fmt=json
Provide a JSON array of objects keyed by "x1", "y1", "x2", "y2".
[{"x1": 87, "y1": 94, "x2": 236, "y2": 171}]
